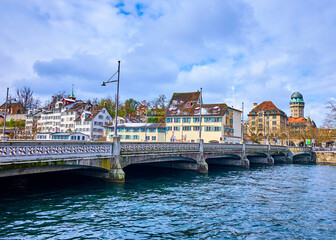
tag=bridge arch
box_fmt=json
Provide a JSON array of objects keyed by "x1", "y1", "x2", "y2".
[{"x1": 121, "y1": 154, "x2": 200, "y2": 172}]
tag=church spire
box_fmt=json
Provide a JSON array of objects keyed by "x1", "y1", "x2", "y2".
[{"x1": 69, "y1": 84, "x2": 76, "y2": 100}]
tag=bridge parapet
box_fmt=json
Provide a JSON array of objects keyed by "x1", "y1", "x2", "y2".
[
  {"x1": 0, "y1": 141, "x2": 112, "y2": 161},
  {"x1": 120, "y1": 142, "x2": 199, "y2": 154},
  {"x1": 289, "y1": 146, "x2": 311, "y2": 153}
]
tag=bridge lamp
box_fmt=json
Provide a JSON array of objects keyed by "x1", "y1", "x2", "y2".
[{"x1": 101, "y1": 61, "x2": 120, "y2": 137}]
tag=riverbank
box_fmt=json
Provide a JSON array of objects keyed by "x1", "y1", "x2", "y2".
[{"x1": 316, "y1": 151, "x2": 336, "y2": 165}]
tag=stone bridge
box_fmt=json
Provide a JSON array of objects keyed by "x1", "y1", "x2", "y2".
[{"x1": 0, "y1": 138, "x2": 313, "y2": 182}]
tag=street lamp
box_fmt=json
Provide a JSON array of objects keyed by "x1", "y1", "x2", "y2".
[
  {"x1": 1, "y1": 88, "x2": 16, "y2": 141},
  {"x1": 199, "y1": 88, "x2": 202, "y2": 142},
  {"x1": 101, "y1": 61, "x2": 120, "y2": 137}
]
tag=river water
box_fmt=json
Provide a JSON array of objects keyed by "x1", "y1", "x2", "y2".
[{"x1": 1, "y1": 164, "x2": 336, "y2": 239}]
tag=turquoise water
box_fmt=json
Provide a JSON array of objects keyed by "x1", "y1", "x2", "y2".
[{"x1": 1, "y1": 164, "x2": 336, "y2": 239}]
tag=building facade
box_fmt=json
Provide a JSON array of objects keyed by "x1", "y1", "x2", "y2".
[
  {"x1": 34, "y1": 91, "x2": 111, "y2": 140},
  {"x1": 165, "y1": 92, "x2": 242, "y2": 143},
  {"x1": 248, "y1": 101, "x2": 287, "y2": 144},
  {"x1": 106, "y1": 123, "x2": 166, "y2": 142}
]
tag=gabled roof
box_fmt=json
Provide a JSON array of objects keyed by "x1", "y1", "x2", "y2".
[
  {"x1": 65, "y1": 101, "x2": 91, "y2": 112},
  {"x1": 166, "y1": 102, "x2": 229, "y2": 117},
  {"x1": 106, "y1": 122, "x2": 166, "y2": 128},
  {"x1": 248, "y1": 101, "x2": 286, "y2": 116},
  {"x1": 0, "y1": 102, "x2": 25, "y2": 110}
]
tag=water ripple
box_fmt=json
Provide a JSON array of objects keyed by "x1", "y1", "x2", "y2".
[{"x1": 1, "y1": 165, "x2": 336, "y2": 239}]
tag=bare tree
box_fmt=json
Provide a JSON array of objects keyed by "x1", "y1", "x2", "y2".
[
  {"x1": 44, "y1": 91, "x2": 67, "y2": 107},
  {"x1": 16, "y1": 86, "x2": 41, "y2": 110},
  {"x1": 323, "y1": 101, "x2": 336, "y2": 129},
  {"x1": 152, "y1": 94, "x2": 167, "y2": 110}
]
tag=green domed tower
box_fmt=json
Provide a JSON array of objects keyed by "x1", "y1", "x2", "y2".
[{"x1": 290, "y1": 92, "x2": 304, "y2": 118}]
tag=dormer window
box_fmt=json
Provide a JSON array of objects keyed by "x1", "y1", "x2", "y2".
[
  {"x1": 213, "y1": 106, "x2": 220, "y2": 113},
  {"x1": 273, "y1": 110, "x2": 277, "y2": 113},
  {"x1": 194, "y1": 107, "x2": 200, "y2": 114},
  {"x1": 185, "y1": 101, "x2": 194, "y2": 108},
  {"x1": 171, "y1": 107, "x2": 178, "y2": 114}
]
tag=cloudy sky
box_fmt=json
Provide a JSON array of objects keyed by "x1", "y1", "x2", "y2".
[{"x1": 0, "y1": 0, "x2": 335, "y2": 126}]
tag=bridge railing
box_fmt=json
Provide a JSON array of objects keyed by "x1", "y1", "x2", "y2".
[
  {"x1": 120, "y1": 142, "x2": 200, "y2": 154},
  {"x1": 289, "y1": 146, "x2": 311, "y2": 152},
  {"x1": 0, "y1": 141, "x2": 113, "y2": 161}
]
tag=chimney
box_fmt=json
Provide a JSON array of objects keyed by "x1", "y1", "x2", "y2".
[{"x1": 253, "y1": 103, "x2": 258, "y2": 107}]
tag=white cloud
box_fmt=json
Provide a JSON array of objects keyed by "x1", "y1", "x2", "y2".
[{"x1": 0, "y1": 0, "x2": 335, "y2": 126}]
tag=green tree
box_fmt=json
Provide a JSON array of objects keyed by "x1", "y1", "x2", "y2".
[{"x1": 124, "y1": 98, "x2": 139, "y2": 117}]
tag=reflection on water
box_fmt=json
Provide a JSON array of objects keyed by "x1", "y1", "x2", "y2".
[{"x1": 1, "y1": 164, "x2": 336, "y2": 239}]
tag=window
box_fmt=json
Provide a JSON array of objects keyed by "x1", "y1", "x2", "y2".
[
  {"x1": 273, "y1": 110, "x2": 277, "y2": 113},
  {"x1": 259, "y1": 119, "x2": 263, "y2": 122},
  {"x1": 204, "y1": 117, "x2": 221, "y2": 122},
  {"x1": 230, "y1": 119, "x2": 233, "y2": 124},
  {"x1": 166, "y1": 118, "x2": 173, "y2": 123},
  {"x1": 186, "y1": 102, "x2": 194, "y2": 108},
  {"x1": 252, "y1": 121, "x2": 255, "y2": 125},
  {"x1": 204, "y1": 126, "x2": 221, "y2": 131},
  {"x1": 252, "y1": 116, "x2": 256, "y2": 119},
  {"x1": 193, "y1": 126, "x2": 200, "y2": 131},
  {"x1": 125, "y1": 135, "x2": 131, "y2": 139},
  {"x1": 145, "y1": 136, "x2": 150, "y2": 141},
  {"x1": 166, "y1": 126, "x2": 172, "y2": 131},
  {"x1": 174, "y1": 118, "x2": 180, "y2": 123},
  {"x1": 133, "y1": 135, "x2": 139, "y2": 140},
  {"x1": 173, "y1": 126, "x2": 180, "y2": 131},
  {"x1": 272, "y1": 121, "x2": 276, "y2": 125},
  {"x1": 193, "y1": 117, "x2": 202, "y2": 123},
  {"x1": 259, "y1": 113, "x2": 263, "y2": 117},
  {"x1": 152, "y1": 136, "x2": 156, "y2": 141},
  {"x1": 212, "y1": 106, "x2": 220, "y2": 113},
  {"x1": 182, "y1": 117, "x2": 191, "y2": 123},
  {"x1": 194, "y1": 107, "x2": 200, "y2": 114},
  {"x1": 182, "y1": 126, "x2": 191, "y2": 131}
]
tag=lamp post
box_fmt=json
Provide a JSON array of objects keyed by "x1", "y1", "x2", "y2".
[
  {"x1": 267, "y1": 111, "x2": 270, "y2": 145},
  {"x1": 1, "y1": 88, "x2": 9, "y2": 141},
  {"x1": 199, "y1": 88, "x2": 202, "y2": 142},
  {"x1": 102, "y1": 61, "x2": 120, "y2": 137}
]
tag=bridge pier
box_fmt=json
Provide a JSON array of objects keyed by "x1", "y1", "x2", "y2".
[
  {"x1": 196, "y1": 140, "x2": 208, "y2": 173},
  {"x1": 107, "y1": 137, "x2": 125, "y2": 183}
]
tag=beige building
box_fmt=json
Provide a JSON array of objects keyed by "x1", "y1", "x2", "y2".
[
  {"x1": 165, "y1": 92, "x2": 242, "y2": 143},
  {"x1": 106, "y1": 123, "x2": 166, "y2": 142},
  {"x1": 248, "y1": 101, "x2": 287, "y2": 144}
]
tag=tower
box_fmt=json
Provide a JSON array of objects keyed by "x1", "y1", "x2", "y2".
[{"x1": 290, "y1": 92, "x2": 304, "y2": 118}]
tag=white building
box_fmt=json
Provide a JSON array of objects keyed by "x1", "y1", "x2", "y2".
[
  {"x1": 34, "y1": 90, "x2": 111, "y2": 140},
  {"x1": 74, "y1": 106, "x2": 112, "y2": 140},
  {"x1": 36, "y1": 132, "x2": 89, "y2": 141}
]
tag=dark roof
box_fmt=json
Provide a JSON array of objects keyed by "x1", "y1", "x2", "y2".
[
  {"x1": 248, "y1": 101, "x2": 286, "y2": 116},
  {"x1": 0, "y1": 102, "x2": 25, "y2": 110},
  {"x1": 291, "y1": 92, "x2": 303, "y2": 99},
  {"x1": 166, "y1": 102, "x2": 229, "y2": 117}
]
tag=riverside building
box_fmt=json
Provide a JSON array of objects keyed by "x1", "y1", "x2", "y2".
[
  {"x1": 248, "y1": 101, "x2": 287, "y2": 144},
  {"x1": 35, "y1": 89, "x2": 112, "y2": 140},
  {"x1": 106, "y1": 123, "x2": 166, "y2": 142},
  {"x1": 165, "y1": 91, "x2": 242, "y2": 143}
]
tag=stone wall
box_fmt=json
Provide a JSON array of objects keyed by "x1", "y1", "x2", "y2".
[{"x1": 316, "y1": 151, "x2": 336, "y2": 165}]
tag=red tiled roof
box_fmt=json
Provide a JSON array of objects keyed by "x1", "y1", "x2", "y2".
[
  {"x1": 287, "y1": 116, "x2": 307, "y2": 123},
  {"x1": 248, "y1": 101, "x2": 286, "y2": 116}
]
